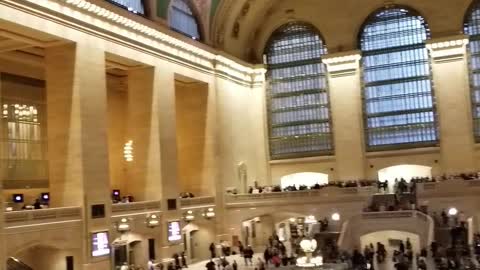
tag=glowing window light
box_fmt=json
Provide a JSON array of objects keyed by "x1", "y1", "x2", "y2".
[{"x1": 124, "y1": 140, "x2": 134, "y2": 162}]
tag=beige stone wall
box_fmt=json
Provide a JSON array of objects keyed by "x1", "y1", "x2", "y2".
[
  {"x1": 175, "y1": 81, "x2": 215, "y2": 196},
  {"x1": 107, "y1": 75, "x2": 128, "y2": 193}
]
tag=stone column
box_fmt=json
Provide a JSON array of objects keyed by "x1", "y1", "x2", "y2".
[
  {"x1": 155, "y1": 68, "x2": 183, "y2": 258},
  {"x1": 125, "y1": 67, "x2": 162, "y2": 201},
  {"x1": 45, "y1": 43, "x2": 111, "y2": 269},
  {"x1": 427, "y1": 36, "x2": 475, "y2": 173},
  {"x1": 323, "y1": 51, "x2": 366, "y2": 180}
]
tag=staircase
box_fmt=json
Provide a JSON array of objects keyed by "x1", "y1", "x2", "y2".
[
  {"x1": 7, "y1": 257, "x2": 33, "y2": 270},
  {"x1": 338, "y1": 211, "x2": 434, "y2": 251}
]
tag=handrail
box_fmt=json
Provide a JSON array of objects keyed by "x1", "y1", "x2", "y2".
[
  {"x1": 225, "y1": 186, "x2": 374, "y2": 203},
  {"x1": 362, "y1": 210, "x2": 414, "y2": 219},
  {"x1": 337, "y1": 220, "x2": 350, "y2": 248},
  {"x1": 179, "y1": 196, "x2": 215, "y2": 208},
  {"x1": 111, "y1": 200, "x2": 161, "y2": 213},
  {"x1": 416, "y1": 211, "x2": 435, "y2": 246},
  {"x1": 4, "y1": 207, "x2": 82, "y2": 224}
]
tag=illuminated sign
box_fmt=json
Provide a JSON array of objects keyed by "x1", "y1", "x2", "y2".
[
  {"x1": 92, "y1": 231, "x2": 110, "y2": 257},
  {"x1": 167, "y1": 221, "x2": 181, "y2": 242}
]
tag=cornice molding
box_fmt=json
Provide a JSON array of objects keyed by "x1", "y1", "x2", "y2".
[
  {"x1": 322, "y1": 50, "x2": 362, "y2": 78},
  {"x1": 426, "y1": 35, "x2": 469, "y2": 63},
  {"x1": 3, "y1": 0, "x2": 265, "y2": 86}
]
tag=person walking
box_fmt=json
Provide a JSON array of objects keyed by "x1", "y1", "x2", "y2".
[
  {"x1": 232, "y1": 260, "x2": 238, "y2": 270},
  {"x1": 181, "y1": 252, "x2": 188, "y2": 268},
  {"x1": 244, "y1": 245, "x2": 253, "y2": 266},
  {"x1": 206, "y1": 260, "x2": 216, "y2": 270},
  {"x1": 210, "y1": 243, "x2": 216, "y2": 258}
]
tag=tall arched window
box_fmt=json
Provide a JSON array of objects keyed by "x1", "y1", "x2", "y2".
[
  {"x1": 465, "y1": 0, "x2": 480, "y2": 140},
  {"x1": 107, "y1": 0, "x2": 145, "y2": 14},
  {"x1": 360, "y1": 7, "x2": 437, "y2": 151},
  {"x1": 265, "y1": 22, "x2": 332, "y2": 159},
  {"x1": 168, "y1": 0, "x2": 201, "y2": 40}
]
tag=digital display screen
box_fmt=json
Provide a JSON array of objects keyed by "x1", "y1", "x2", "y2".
[
  {"x1": 167, "y1": 221, "x2": 181, "y2": 242},
  {"x1": 92, "y1": 231, "x2": 110, "y2": 257}
]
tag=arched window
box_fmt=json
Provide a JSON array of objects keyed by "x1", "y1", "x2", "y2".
[
  {"x1": 465, "y1": 0, "x2": 480, "y2": 140},
  {"x1": 265, "y1": 22, "x2": 332, "y2": 159},
  {"x1": 168, "y1": 0, "x2": 201, "y2": 40},
  {"x1": 359, "y1": 7, "x2": 437, "y2": 150},
  {"x1": 107, "y1": 0, "x2": 145, "y2": 14}
]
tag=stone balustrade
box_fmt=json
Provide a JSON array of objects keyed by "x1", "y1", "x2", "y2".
[
  {"x1": 225, "y1": 186, "x2": 375, "y2": 207},
  {"x1": 179, "y1": 196, "x2": 215, "y2": 209},
  {"x1": 4, "y1": 206, "x2": 82, "y2": 226},
  {"x1": 111, "y1": 200, "x2": 161, "y2": 216}
]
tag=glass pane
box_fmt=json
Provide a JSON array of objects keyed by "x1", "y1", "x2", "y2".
[
  {"x1": 265, "y1": 22, "x2": 332, "y2": 159},
  {"x1": 168, "y1": 0, "x2": 201, "y2": 40},
  {"x1": 465, "y1": 2, "x2": 480, "y2": 140},
  {"x1": 360, "y1": 8, "x2": 437, "y2": 150},
  {"x1": 106, "y1": 0, "x2": 145, "y2": 14}
]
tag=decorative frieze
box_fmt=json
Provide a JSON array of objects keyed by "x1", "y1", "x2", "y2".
[
  {"x1": 3, "y1": 0, "x2": 265, "y2": 86},
  {"x1": 426, "y1": 35, "x2": 469, "y2": 63},
  {"x1": 322, "y1": 51, "x2": 362, "y2": 78}
]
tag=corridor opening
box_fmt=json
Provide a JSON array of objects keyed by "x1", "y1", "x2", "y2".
[{"x1": 377, "y1": 165, "x2": 432, "y2": 192}]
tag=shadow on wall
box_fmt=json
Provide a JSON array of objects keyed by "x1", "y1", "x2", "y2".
[{"x1": 13, "y1": 244, "x2": 80, "y2": 270}]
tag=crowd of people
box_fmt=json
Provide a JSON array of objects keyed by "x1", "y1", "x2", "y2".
[{"x1": 239, "y1": 180, "x2": 376, "y2": 195}]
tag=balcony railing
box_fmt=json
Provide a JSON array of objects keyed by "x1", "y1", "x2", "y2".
[
  {"x1": 179, "y1": 196, "x2": 215, "y2": 209},
  {"x1": 417, "y1": 179, "x2": 480, "y2": 196},
  {"x1": 225, "y1": 186, "x2": 375, "y2": 207},
  {"x1": 4, "y1": 207, "x2": 82, "y2": 226},
  {"x1": 111, "y1": 200, "x2": 161, "y2": 216}
]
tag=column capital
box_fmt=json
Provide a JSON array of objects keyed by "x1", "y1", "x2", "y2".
[
  {"x1": 426, "y1": 35, "x2": 469, "y2": 63},
  {"x1": 322, "y1": 50, "x2": 362, "y2": 78}
]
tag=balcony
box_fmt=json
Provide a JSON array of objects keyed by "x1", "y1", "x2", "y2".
[
  {"x1": 416, "y1": 179, "x2": 480, "y2": 197},
  {"x1": 111, "y1": 200, "x2": 161, "y2": 217},
  {"x1": 225, "y1": 186, "x2": 376, "y2": 208},
  {"x1": 4, "y1": 207, "x2": 82, "y2": 231},
  {"x1": 179, "y1": 196, "x2": 215, "y2": 209}
]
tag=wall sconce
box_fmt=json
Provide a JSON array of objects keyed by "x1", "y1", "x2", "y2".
[
  {"x1": 448, "y1": 207, "x2": 458, "y2": 216},
  {"x1": 147, "y1": 214, "x2": 160, "y2": 228},
  {"x1": 124, "y1": 140, "x2": 133, "y2": 162},
  {"x1": 117, "y1": 218, "x2": 130, "y2": 232},
  {"x1": 305, "y1": 215, "x2": 317, "y2": 224},
  {"x1": 184, "y1": 210, "x2": 195, "y2": 222},
  {"x1": 202, "y1": 208, "x2": 215, "y2": 219},
  {"x1": 331, "y1": 213, "x2": 341, "y2": 221}
]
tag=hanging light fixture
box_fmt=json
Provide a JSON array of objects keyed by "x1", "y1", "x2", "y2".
[
  {"x1": 124, "y1": 140, "x2": 134, "y2": 162},
  {"x1": 117, "y1": 218, "x2": 130, "y2": 232},
  {"x1": 184, "y1": 210, "x2": 195, "y2": 221},
  {"x1": 202, "y1": 208, "x2": 215, "y2": 219},
  {"x1": 147, "y1": 214, "x2": 160, "y2": 228}
]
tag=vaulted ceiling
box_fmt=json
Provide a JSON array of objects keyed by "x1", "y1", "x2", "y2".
[{"x1": 211, "y1": 0, "x2": 473, "y2": 63}]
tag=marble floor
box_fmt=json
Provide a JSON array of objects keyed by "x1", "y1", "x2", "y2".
[{"x1": 184, "y1": 253, "x2": 436, "y2": 270}]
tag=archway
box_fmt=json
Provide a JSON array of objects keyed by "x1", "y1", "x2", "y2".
[
  {"x1": 12, "y1": 244, "x2": 80, "y2": 270},
  {"x1": 378, "y1": 165, "x2": 432, "y2": 191},
  {"x1": 280, "y1": 172, "x2": 329, "y2": 190}
]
